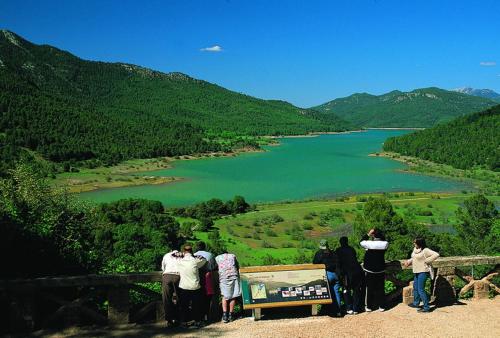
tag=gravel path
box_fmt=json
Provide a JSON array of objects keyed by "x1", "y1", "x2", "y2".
[{"x1": 33, "y1": 299, "x2": 500, "y2": 338}]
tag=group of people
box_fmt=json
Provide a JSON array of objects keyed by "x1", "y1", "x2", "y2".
[
  {"x1": 161, "y1": 242, "x2": 241, "y2": 328},
  {"x1": 314, "y1": 228, "x2": 439, "y2": 315},
  {"x1": 161, "y1": 228, "x2": 440, "y2": 328}
]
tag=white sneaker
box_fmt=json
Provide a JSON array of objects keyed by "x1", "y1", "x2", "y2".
[
  {"x1": 378, "y1": 307, "x2": 385, "y2": 312},
  {"x1": 353, "y1": 311, "x2": 359, "y2": 315},
  {"x1": 346, "y1": 310, "x2": 354, "y2": 315},
  {"x1": 365, "y1": 307, "x2": 372, "y2": 312}
]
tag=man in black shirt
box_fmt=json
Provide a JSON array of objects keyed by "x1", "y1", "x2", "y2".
[{"x1": 336, "y1": 237, "x2": 364, "y2": 314}]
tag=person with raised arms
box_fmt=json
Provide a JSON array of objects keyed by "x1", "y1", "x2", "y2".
[{"x1": 360, "y1": 228, "x2": 388, "y2": 312}]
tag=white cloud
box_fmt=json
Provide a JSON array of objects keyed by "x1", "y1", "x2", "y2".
[
  {"x1": 200, "y1": 45, "x2": 223, "y2": 52},
  {"x1": 480, "y1": 61, "x2": 496, "y2": 66}
]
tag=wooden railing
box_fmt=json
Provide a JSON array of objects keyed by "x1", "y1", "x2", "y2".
[
  {"x1": 385, "y1": 255, "x2": 500, "y2": 305},
  {"x1": 1, "y1": 255, "x2": 499, "y2": 333}
]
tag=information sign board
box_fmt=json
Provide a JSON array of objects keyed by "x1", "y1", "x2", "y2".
[{"x1": 239, "y1": 264, "x2": 332, "y2": 309}]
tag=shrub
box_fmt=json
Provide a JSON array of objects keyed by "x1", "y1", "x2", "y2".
[
  {"x1": 302, "y1": 224, "x2": 313, "y2": 230},
  {"x1": 265, "y1": 228, "x2": 278, "y2": 237},
  {"x1": 252, "y1": 232, "x2": 261, "y2": 240},
  {"x1": 262, "y1": 240, "x2": 275, "y2": 248}
]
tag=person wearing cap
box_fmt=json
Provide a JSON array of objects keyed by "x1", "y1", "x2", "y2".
[
  {"x1": 360, "y1": 228, "x2": 389, "y2": 312},
  {"x1": 313, "y1": 239, "x2": 342, "y2": 316}
]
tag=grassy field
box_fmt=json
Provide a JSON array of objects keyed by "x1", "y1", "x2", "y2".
[
  {"x1": 376, "y1": 152, "x2": 500, "y2": 195},
  {"x1": 188, "y1": 192, "x2": 500, "y2": 267},
  {"x1": 50, "y1": 158, "x2": 178, "y2": 193}
]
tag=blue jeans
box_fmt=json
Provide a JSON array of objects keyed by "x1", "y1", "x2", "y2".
[
  {"x1": 327, "y1": 271, "x2": 342, "y2": 313},
  {"x1": 413, "y1": 272, "x2": 430, "y2": 311}
]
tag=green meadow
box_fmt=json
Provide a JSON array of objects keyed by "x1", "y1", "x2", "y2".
[{"x1": 189, "y1": 192, "x2": 499, "y2": 266}]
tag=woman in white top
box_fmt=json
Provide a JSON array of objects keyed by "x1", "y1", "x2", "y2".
[{"x1": 404, "y1": 238, "x2": 439, "y2": 313}]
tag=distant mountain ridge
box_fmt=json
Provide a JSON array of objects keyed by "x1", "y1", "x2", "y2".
[
  {"x1": 0, "y1": 30, "x2": 350, "y2": 172},
  {"x1": 313, "y1": 88, "x2": 497, "y2": 128},
  {"x1": 452, "y1": 87, "x2": 500, "y2": 101}
]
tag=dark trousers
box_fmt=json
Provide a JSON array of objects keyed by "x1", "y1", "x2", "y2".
[
  {"x1": 343, "y1": 273, "x2": 365, "y2": 313},
  {"x1": 178, "y1": 288, "x2": 202, "y2": 323},
  {"x1": 365, "y1": 272, "x2": 385, "y2": 310},
  {"x1": 162, "y1": 273, "x2": 180, "y2": 322}
]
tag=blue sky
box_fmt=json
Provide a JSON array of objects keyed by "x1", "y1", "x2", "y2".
[{"x1": 1, "y1": 0, "x2": 499, "y2": 107}]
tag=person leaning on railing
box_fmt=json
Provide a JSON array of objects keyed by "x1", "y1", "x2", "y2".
[
  {"x1": 215, "y1": 251, "x2": 241, "y2": 323},
  {"x1": 404, "y1": 238, "x2": 440, "y2": 313},
  {"x1": 177, "y1": 245, "x2": 207, "y2": 328},
  {"x1": 313, "y1": 239, "x2": 342, "y2": 316},
  {"x1": 161, "y1": 249, "x2": 183, "y2": 327}
]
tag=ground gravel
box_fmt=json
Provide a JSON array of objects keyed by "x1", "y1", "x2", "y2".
[{"x1": 32, "y1": 298, "x2": 500, "y2": 338}]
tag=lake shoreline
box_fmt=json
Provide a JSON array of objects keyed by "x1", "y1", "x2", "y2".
[
  {"x1": 56, "y1": 131, "x2": 371, "y2": 193},
  {"x1": 365, "y1": 127, "x2": 425, "y2": 130},
  {"x1": 269, "y1": 129, "x2": 366, "y2": 138},
  {"x1": 52, "y1": 146, "x2": 266, "y2": 193},
  {"x1": 370, "y1": 151, "x2": 498, "y2": 194}
]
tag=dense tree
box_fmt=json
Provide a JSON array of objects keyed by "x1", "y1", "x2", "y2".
[
  {"x1": 0, "y1": 163, "x2": 97, "y2": 278},
  {"x1": 383, "y1": 105, "x2": 500, "y2": 171},
  {"x1": 207, "y1": 230, "x2": 227, "y2": 256},
  {"x1": 353, "y1": 197, "x2": 446, "y2": 260},
  {"x1": 455, "y1": 194, "x2": 499, "y2": 255},
  {"x1": 94, "y1": 199, "x2": 181, "y2": 272},
  {"x1": 173, "y1": 196, "x2": 252, "y2": 221},
  {"x1": 0, "y1": 30, "x2": 351, "y2": 175}
]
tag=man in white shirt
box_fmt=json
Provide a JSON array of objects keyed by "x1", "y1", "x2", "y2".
[
  {"x1": 178, "y1": 244, "x2": 207, "y2": 327},
  {"x1": 161, "y1": 249, "x2": 183, "y2": 327}
]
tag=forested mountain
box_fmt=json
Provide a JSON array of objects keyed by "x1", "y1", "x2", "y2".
[
  {"x1": 383, "y1": 105, "x2": 500, "y2": 171},
  {"x1": 0, "y1": 30, "x2": 350, "y2": 173},
  {"x1": 313, "y1": 87, "x2": 497, "y2": 127},
  {"x1": 452, "y1": 87, "x2": 500, "y2": 102}
]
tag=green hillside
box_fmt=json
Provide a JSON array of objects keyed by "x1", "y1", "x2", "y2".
[
  {"x1": 314, "y1": 87, "x2": 497, "y2": 127},
  {"x1": 0, "y1": 30, "x2": 350, "y2": 173},
  {"x1": 383, "y1": 105, "x2": 500, "y2": 171}
]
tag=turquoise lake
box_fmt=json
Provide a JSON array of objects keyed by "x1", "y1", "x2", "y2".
[{"x1": 80, "y1": 130, "x2": 468, "y2": 206}]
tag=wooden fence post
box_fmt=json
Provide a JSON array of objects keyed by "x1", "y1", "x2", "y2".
[
  {"x1": 108, "y1": 286, "x2": 130, "y2": 325},
  {"x1": 473, "y1": 281, "x2": 490, "y2": 300}
]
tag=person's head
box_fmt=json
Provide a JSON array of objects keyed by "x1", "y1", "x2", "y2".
[
  {"x1": 413, "y1": 237, "x2": 426, "y2": 249},
  {"x1": 339, "y1": 237, "x2": 349, "y2": 247},
  {"x1": 372, "y1": 228, "x2": 385, "y2": 240},
  {"x1": 319, "y1": 239, "x2": 329, "y2": 250},
  {"x1": 195, "y1": 241, "x2": 206, "y2": 252},
  {"x1": 183, "y1": 244, "x2": 193, "y2": 254}
]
